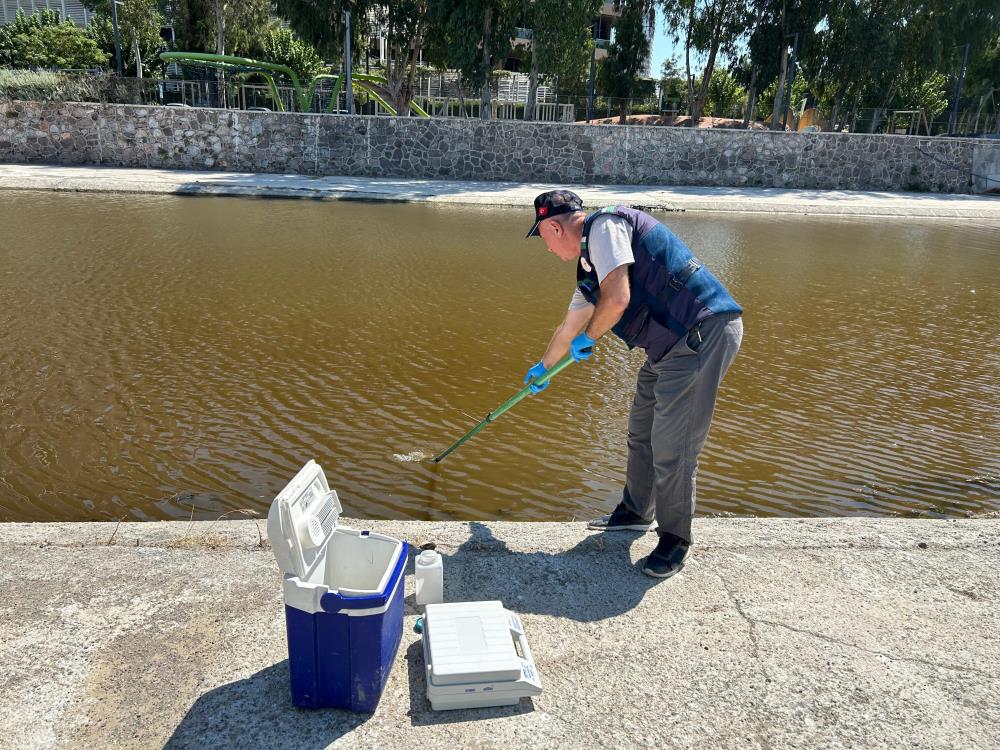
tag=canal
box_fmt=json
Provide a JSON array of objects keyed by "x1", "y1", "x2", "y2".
[{"x1": 1, "y1": 191, "x2": 997, "y2": 522}]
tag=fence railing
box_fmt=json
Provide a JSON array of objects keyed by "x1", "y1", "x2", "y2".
[
  {"x1": 412, "y1": 96, "x2": 574, "y2": 122},
  {"x1": 7, "y1": 70, "x2": 999, "y2": 135}
]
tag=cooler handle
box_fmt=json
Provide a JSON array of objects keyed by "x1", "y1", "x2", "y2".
[{"x1": 508, "y1": 612, "x2": 540, "y2": 685}]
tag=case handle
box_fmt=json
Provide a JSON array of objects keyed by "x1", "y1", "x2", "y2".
[{"x1": 508, "y1": 612, "x2": 539, "y2": 684}]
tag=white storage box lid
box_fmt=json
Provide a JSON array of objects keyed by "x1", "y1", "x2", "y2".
[
  {"x1": 267, "y1": 460, "x2": 342, "y2": 579},
  {"x1": 423, "y1": 600, "x2": 542, "y2": 708}
]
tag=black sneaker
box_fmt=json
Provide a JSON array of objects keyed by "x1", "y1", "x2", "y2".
[
  {"x1": 587, "y1": 500, "x2": 654, "y2": 531},
  {"x1": 642, "y1": 533, "x2": 690, "y2": 578}
]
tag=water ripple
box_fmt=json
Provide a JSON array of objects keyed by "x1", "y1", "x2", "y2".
[{"x1": 1, "y1": 196, "x2": 997, "y2": 522}]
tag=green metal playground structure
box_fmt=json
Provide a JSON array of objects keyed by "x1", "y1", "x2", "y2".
[{"x1": 158, "y1": 52, "x2": 429, "y2": 117}]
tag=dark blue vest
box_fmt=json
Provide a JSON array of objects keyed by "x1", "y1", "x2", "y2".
[{"x1": 577, "y1": 206, "x2": 742, "y2": 361}]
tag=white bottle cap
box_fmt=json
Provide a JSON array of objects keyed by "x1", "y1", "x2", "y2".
[{"x1": 418, "y1": 549, "x2": 438, "y2": 564}]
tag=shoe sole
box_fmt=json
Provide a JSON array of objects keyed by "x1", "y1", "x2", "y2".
[
  {"x1": 587, "y1": 521, "x2": 654, "y2": 531},
  {"x1": 642, "y1": 561, "x2": 685, "y2": 579}
]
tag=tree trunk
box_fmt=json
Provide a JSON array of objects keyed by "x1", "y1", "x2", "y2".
[
  {"x1": 869, "y1": 84, "x2": 895, "y2": 134},
  {"x1": 133, "y1": 37, "x2": 142, "y2": 79},
  {"x1": 401, "y1": 43, "x2": 420, "y2": 116},
  {"x1": 525, "y1": 39, "x2": 539, "y2": 121},
  {"x1": 683, "y1": 1, "x2": 695, "y2": 118},
  {"x1": 480, "y1": 5, "x2": 493, "y2": 120},
  {"x1": 743, "y1": 66, "x2": 758, "y2": 129},
  {"x1": 769, "y1": 0, "x2": 787, "y2": 130},
  {"x1": 457, "y1": 80, "x2": 467, "y2": 118},
  {"x1": 830, "y1": 88, "x2": 843, "y2": 132},
  {"x1": 770, "y1": 53, "x2": 788, "y2": 130},
  {"x1": 618, "y1": 99, "x2": 628, "y2": 125},
  {"x1": 692, "y1": 0, "x2": 729, "y2": 123},
  {"x1": 215, "y1": 0, "x2": 227, "y2": 108},
  {"x1": 692, "y1": 40, "x2": 719, "y2": 121},
  {"x1": 848, "y1": 89, "x2": 861, "y2": 132}
]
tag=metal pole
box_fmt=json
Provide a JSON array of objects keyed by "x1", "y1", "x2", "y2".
[
  {"x1": 431, "y1": 354, "x2": 576, "y2": 463},
  {"x1": 949, "y1": 42, "x2": 970, "y2": 136},
  {"x1": 111, "y1": 0, "x2": 123, "y2": 77},
  {"x1": 344, "y1": 8, "x2": 353, "y2": 115},
  {"x1": 782, "y1": 32, "x2": 798, "y2": 130},
  {"x1": 587, "y1": 22, "x2": 596, "y2": 123}
]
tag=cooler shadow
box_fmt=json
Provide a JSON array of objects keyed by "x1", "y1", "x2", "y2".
[
  {"x1": 436, "y1": 521, "x2": 662, "y2": 622},
  {"x1": 163, "y1": 661, "x2": 368, "y2": 750},
  {"x1": 404, "y1": 639, "x2": 536, "y2": 726}
]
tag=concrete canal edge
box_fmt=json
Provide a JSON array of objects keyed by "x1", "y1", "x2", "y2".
[
  {"x1": 1, "y1": 518, "x2": 998, "y2": 749},
  {"x1": 2, "y1": 163, "x2": 1000, "y2": 221}
]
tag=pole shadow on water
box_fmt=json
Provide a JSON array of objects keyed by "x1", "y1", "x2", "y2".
[
  {"x1": 426, "y1": 521, "x2": 664, "y2": 622},
  {"x1": 163, "y1": 660, "x2": 368, "y2": 750}
]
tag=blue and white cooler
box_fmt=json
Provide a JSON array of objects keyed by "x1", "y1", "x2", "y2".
[{"x1": 267, "y1": 460, "x2": 407, "y2": 712}]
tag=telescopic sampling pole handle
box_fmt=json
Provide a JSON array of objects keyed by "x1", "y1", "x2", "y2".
[{"x1": 431, "y1": 354, "x2": 576, "y2": 463}]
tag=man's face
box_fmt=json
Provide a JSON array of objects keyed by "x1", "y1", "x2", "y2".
[{"x1": 537, "y1": 214, "x2": 582, "y2": 262}]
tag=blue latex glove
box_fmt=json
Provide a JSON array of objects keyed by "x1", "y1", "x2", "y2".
[
  {"x1": 523, "y1": 361, "x2": 549, "y2": 394},
  {"x1": 570, "y1": 332, "x2": 596, "y2": 362}
]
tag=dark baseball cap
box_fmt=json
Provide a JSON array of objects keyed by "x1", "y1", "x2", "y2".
[{"x1": 525, "y1": 190, "x2": 584, "y2": 238}]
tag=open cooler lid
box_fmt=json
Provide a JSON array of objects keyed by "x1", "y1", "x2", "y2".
[
  {"x1": 267, "y1": 460, "x2": 342, "y2": 579},
  {"x1": 424, "y1": 601, "x2": 526, "y2": 686}
]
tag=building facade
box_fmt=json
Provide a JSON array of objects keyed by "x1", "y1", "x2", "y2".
[{"x1": 1, "y1": 0, "x2": 91, "y2": 25}]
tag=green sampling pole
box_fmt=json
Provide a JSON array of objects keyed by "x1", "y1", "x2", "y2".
[{"x1": 431, "y1": 354, "x2": 575, "y2": 463}]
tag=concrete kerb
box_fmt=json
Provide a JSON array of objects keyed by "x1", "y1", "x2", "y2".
[
  {"x1": 1, "y1": 518, "x2": 998, "y2": 749},
  {"x1": 3, "y1": 163, "x2": 1000, "y2": 221}
]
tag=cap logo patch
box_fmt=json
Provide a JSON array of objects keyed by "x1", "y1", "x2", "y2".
[{"x1": 538, "y1": 206, "x2": 548, "y2": 216}]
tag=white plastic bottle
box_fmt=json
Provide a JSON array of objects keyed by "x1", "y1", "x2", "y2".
[{"x1": 415, "y1": 549, "x2": 444, "y2": 606}]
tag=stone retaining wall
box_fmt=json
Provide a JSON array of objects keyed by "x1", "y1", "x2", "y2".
[{"x1": 3, "y1": 100, "x2": 998, "y2": 193}]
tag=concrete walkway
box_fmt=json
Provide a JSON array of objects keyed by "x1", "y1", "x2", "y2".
[
  {"x1": 1, "y1": 518, "x2": 998, "y2": 749},
  {"x1": 3, "y1": 164, "x2": 1000, "y2": 220}
]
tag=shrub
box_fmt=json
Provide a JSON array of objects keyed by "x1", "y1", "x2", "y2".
[
  {"x1": 0, "y1": 9, "x2": 109, "y2": 70},
  {"x1": 0, "y1": 68, "x2": 101, "y2": 102}
]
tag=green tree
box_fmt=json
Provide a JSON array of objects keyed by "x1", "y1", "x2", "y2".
[
  {"x1": 519, "y1": 0, "x2": 600, "y2": 120},
  {"x1": 369, "y1": 0, "x2": 433, "y2": 115},
  {"x1": 276, "y1": 0, "x2": 435, "y2": 115},
  {"x1": 0, "y1": 9, "x2": 109, "y2": 69},
  {"x1": 168, "y1": 0, "x2": 271, "y2": 57},
  {"x1": 257, "y1": 26, "x2": 326, "y2": 82},
  {"x1": 427, "y1": 0, "x2": 515, "y2": 119},
  {"x1": 661, "y1": 0, "x2": 752, "y2": 122},
  {"x1": 961, "y1": 32, "x2": 1000, "y2": 130},
  {"x1": 743, "y1": 0, "x2": 825, "y2": 129},
  {"x1": 703, "y1": 68, "x2": 747, "y2": 116},
  {"x1": 899, "y1": 70, "x2": 949, "y2": 120},
  {"x1": 86, "y1": 0, "x2": 166, "y2": 78},
  {"x1": 599, "y1": 0, "x2": 655, "y2": 123},
  {"x1": 659, "y1": 57, "x2": 686, "y2": 109}
]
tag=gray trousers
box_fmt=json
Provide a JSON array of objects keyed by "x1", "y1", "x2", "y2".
[{"x1": 622, "y1": 313, "x2": 743, "y2": 543}]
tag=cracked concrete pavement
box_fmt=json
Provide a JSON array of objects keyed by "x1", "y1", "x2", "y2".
[
  {"x1": 2, "y1": 164, "x2": 1000, "y2": 220},
  {"x1": 1, "y1": 518, "x2": 998, "y2": 749}
]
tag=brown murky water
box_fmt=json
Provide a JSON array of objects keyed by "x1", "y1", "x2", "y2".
[{"x1": 1, "y1": 191, "x2": 998, "y2": 522}]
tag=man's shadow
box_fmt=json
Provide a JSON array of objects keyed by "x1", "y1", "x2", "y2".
[
  {"x1": 430, "y1": 521, "x2": 662, "y2": 622},
  {"x1": 162, "y1": 661, "x2": 368, "y2": 750}
]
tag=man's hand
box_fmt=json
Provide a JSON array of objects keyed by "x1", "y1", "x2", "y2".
[
  {"x1": 523, "y1": 361, "x2": 550, "y2": 394},
  {"x1": 570, "y1": 332, "x2": 596, "y2": 361}
]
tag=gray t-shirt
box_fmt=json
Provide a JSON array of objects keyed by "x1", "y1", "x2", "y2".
[{"x1": 568, "y1": 214, "x2": 634, "y2": 311}]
